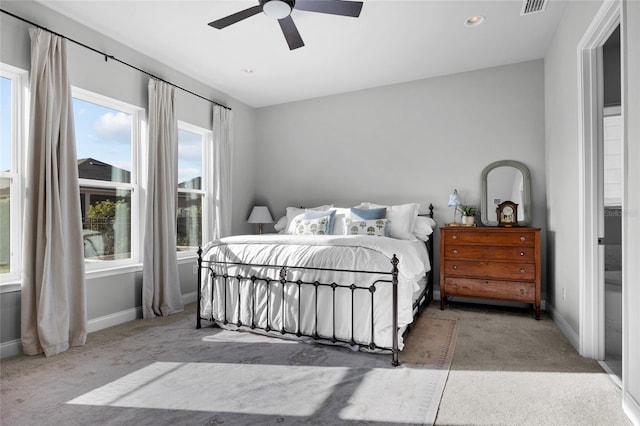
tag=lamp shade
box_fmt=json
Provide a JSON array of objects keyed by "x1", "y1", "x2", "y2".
[
  {"x1": 247, "y1": 206, "x2": 274, "y2": 224},
  {"x1": 448, "y1": 189, "x2": 461, "y2": 207}
]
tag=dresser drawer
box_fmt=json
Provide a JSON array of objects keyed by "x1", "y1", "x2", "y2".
[
  {"x1": 444, "y1": 278, "x2": 535, "y2": 303},
  {"x1": 443, "y1": 245, "x2": 535, "y2": 261},
  {"x1": 442, "y1": 231, "x2": 536, "y2": 246},
  {"x1": 443, "y1": 259, "x2": 536, "y2": 281}
]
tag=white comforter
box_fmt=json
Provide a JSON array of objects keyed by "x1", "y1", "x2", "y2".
[{"x1": 199, "y1": 234, "x2": 430, "y2": 350}]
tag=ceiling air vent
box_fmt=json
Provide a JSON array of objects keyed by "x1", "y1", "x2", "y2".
[{"x1": 521, "y1": 0, "x2": 547, "y2": 15}]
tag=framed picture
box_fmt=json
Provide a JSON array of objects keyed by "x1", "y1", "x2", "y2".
[{"x1": 497, "y1": 201, "x2": 519, "y2": 227}]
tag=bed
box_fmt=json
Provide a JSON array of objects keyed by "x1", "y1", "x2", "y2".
[{"x1": 197, "y1": 203, "x2": 435, "y2": 366}]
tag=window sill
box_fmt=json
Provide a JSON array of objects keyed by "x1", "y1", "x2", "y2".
[
  {"x1": 85, "y1": 262, "x2": 143, "y2": 279},
  {"x1": 177, "y1": 250, "x2": 198, "y2": 261},
  {"x1": 2, "y1": 256, "x2": 197, "y2": 293},
  {"x1": 0, "y1": 282, "x2": 21, "y2": 294}
]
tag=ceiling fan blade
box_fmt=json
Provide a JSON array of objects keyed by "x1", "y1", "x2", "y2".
[
  {"x1": 294, "y1": 0, "x2": 363, "y2": 17},
  {"x1": 208, "y1": 5, "x2": 263, "y2": 29},
  {"x1": 278, "y1": 15, "x2": 305, "y2": 50}
]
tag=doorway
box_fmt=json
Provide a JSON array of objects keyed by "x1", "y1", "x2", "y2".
[
  {"x1": 601, "y1": 25, "x2": 622, "y2": 380},
  {"x1": 577, "y1": 0, "x2": 623, "y2": 377}
]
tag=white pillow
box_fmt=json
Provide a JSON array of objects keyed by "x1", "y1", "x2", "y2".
[
  {"x1": 330, "y1": 208, "x2": 351, "y2": 235},
  {"x1": 357, "y1": 202, "x2": 419, "y2": 240},
  {"x1": 285, "y1": 204, "x2": 333, "y2": 234},
  {"x1": 291, "y1": 215, "x2": 331, "y2": 235},
  {"x1": 412, "y1": 216, "x2": 435, "y2": 241},
  {"x1": 344, "y1": 218, "x2": 391, "y2": 237},
  {"x1": 274, "y1": 215, "x2": 288, "y2": 233}
]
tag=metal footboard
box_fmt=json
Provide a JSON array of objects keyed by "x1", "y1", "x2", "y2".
[{"x1": 197, "y1": 253, "x2": 403, "y2": 365}]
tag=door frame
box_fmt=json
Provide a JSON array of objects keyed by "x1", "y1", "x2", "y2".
[{"x1": 577, "y1": 0, "x2": 620, "y2": 360}]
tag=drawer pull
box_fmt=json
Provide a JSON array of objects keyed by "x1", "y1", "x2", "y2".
[
  {"x1": 520, "y1": 252, "x2": 525, "y2": 256},
  {"x1": 519, "y1": 268, "x2": 526, "y2": 274},
  {"x1": 452, "y1": 235, "x2": 458, "y2": 240},
  {"x1": 520, "y1": 289, "x2": 525, "y2": 295},
  {"x1": 520, "y1": 236, "x2": 526, "y2": 241},
  {"x1": 452, "y1": 249, "x2": 459, "y2": 254},
  {"x1": 453, "y1": 265, "x2": 458, "y2": 270}
]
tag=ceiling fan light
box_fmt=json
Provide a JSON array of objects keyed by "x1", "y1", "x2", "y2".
[{"x1": 263, "y1": 0, "x2": 292, "y2": 19}]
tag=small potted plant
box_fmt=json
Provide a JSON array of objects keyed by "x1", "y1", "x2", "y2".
[{"x1": 457, "y1": 205, "x2": 477, "y2": 226}]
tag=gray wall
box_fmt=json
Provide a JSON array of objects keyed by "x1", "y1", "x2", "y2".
[
  {"x1": 543, "y1": 0, "x2": 603, "y2": 336},
  {"x1": 255, "y1": 60, "x2": 548, "y2": 297},
  {"x1": 0, "y1": 0, "x2": 257, "y2": 351}
]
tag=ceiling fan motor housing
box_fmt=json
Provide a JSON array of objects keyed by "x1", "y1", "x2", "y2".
[{"x1": 260, "y1": 0, "x2": 296, "y2": 19}]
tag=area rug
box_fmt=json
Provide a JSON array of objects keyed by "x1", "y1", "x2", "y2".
[{"x1": 1, "y1": 311, "x2": 458, "y2": 425}]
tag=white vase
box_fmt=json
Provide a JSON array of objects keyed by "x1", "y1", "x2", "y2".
[{"x1": 462, "y1": 215, "x2": 475, "y2": 225}]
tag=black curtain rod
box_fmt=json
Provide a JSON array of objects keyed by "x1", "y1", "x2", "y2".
[{"x1": 1, "y1": 8, "x2": 232, "y2": 111}]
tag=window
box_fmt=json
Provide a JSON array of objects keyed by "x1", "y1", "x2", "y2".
[
  {"x1": 0, "y1": 64, "x2": 26, "y2": 284},
  {"x1": 177, "y1": 122, "x2": 210, "y2": 252},
  {"x1": 72, "y1": 88, "x2": 142, "y2": 267},
  {"x1": 603, "y1": 111, "x2": 622, "y2": 207}
]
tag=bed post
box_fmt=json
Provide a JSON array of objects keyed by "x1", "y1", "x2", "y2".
[
  {"x1": 391, "y1": 254, "x2": 399, "y2": 366},
  {"x1": 196, "y1": 246, "x2": 203, "y2": 329}
]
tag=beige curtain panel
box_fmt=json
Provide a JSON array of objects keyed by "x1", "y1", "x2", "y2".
[
  {"x1": 142, "y1": 79, "x2": 183, "y2": 318},
  {"x1": 212, "y1": 105, "x2": 233, "y2": 239},
  {"x1": 21, "y1": 28, "x2": 88, "y2": 356}
]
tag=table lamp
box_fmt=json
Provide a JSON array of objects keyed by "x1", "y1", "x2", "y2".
[
  {"x1": 447, "y1": 189, "x2": 461, "y2": 226},
  {"x1": 247, "y1": 206, "x2": 273, "y2": 234}
]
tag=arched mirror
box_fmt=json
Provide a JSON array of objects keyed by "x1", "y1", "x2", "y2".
[{"x1": 481, "y1": 160, "x2": 532, "y2": 226}]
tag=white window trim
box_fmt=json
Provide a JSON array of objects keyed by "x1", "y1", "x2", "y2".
[
  {"x1": 176, "y1": 120, "x2": 212, "y2": 259},
  {"x1": 72, "y1": 86, "x2": 144, "y2": 272},
  {"x1": 0, "y1": 63, "x2": 28, "y2": 289}
]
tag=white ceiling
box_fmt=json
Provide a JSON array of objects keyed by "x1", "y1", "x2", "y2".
[{"x1": 35, "y1": 0, "x2": 568, "y2": 108}]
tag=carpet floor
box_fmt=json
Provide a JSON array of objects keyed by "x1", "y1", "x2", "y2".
[
  {"x1": 430, "y1": 302, "x2": 631, "y2": 426},
  {"x1": 0, "y1": 304, "x2": 458, "y2": 425}
]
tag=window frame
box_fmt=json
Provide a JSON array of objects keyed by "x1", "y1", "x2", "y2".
[
  {"x1": 176, "y1": 120, "x2": 212, "y2": 259},
  {"x1": 72, "y1": 87, "x2": 144, "y2": 272},
  {"x1": 0, "y1": 63, "x2": 27, "y2": 289}
]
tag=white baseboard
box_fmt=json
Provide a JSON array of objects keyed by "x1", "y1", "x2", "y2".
[
  {"x1": 546, "y1": 302, "x2": 580, "y2": 352},
  {"x1": 86, "y1": 306, "x2": 142, "y2": 333},
  {"x1": 182, "y1": 291, "x2": 197, "y2": 305},
  {"x1": 0, "y1": 339, "x2": 22, "y2": 359},
  {"x1": 86, "y1": 291, "x2": 197, "y2": 333},
  {"x1": 1, "y1": 291, "x2": 198, "y2": 359},
  {"x1": 623, "y1": 392, "x2": 640, "y2": 426}
]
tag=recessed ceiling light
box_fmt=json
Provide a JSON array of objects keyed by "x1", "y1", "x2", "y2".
[
  {"x1": 242, "y1": 68, "x2": 255, "y2": 75},
  {"x1": 465, "y1": 15, "x2": 485, "y2": 27}
]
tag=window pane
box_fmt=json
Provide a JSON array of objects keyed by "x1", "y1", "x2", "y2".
[
  {"x1": 604, "y1": 114, "x2": 623, "y2": 206},
  {"x1": 178, "y1": 128, "x2": 202, "y2": 190},
  {"x1": 177, "y1": 192, "x2": 202, "y2": 250},
  {"x1": 1, "y1": 77, "x2": 10, "y2": 172},
  {"x1": 73, "y1": 98, "x2": 132, "y2": 183},
  {"x1": 0, "y1": 177, "x2": 9, "y2": 274},
  {"x1": 81, "y1": 188, "x2": 131, "y2": 260},
  {"x1": 1, "y1": 76, "x2": 12, "y2": 275}
]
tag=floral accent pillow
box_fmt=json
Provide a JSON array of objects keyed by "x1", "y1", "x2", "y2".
[
  {"x1": 343, "y1": 218, "x2": 391, "y2": 237},
  {"x1": 292, "y1": 215, "x2": 331, "y2": 235}
]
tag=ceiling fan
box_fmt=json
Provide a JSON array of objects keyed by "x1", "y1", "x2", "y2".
[{"x1": 208, "y1": 0, "x2": 364, "y2": 50}]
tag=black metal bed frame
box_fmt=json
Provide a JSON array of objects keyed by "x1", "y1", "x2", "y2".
[{"x1": 197, "y1": 204, "x2": 434, "y2": 366}]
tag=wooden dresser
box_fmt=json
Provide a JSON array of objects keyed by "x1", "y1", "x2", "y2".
[{"x1": 439, "y1": 227, "x2": 541, "y2": 319}]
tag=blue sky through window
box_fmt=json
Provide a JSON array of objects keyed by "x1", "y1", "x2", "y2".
[
  {"x1": 0, "y1": 77, "x2": 11, "y2": 172},
  {"x1": 178, "y1": 128, "x2": 202, "y2": 187},
  {"x1": 73, "y1": 97, "x2": 132, "y2": 174}
]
